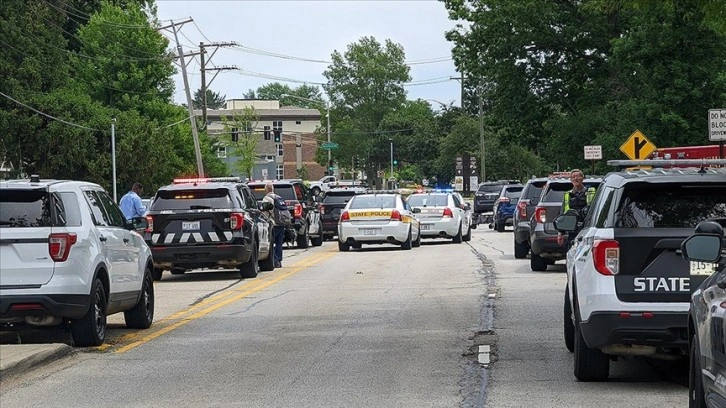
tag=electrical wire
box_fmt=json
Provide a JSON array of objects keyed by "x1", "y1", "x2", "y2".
[
  {"x1": 44, "y1": 0, "x2": 154, "y2": 29},
  {"x1": 0, "y1": 91, "x2": 101, "y2": 132}
]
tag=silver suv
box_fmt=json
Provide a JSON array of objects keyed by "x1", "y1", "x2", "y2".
[{"x1": 0, "y1": 177, "x2": 155, "y2": 346}]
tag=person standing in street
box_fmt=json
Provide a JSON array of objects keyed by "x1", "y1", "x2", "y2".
[
  {"x1": 556, "y1": 169, "x2": 596, "y2": 247},
  {"x1": 119, "y1": 182, "x2": 147, "y2": 221},
  {"x1": 263, "y1": 182, "x2": 285, "y2": 268}
]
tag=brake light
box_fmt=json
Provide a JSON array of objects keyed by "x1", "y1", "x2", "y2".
[
  {"x1": 11, "y1": 303, "x2": 45, "y2": 311},
  {"x1": 49, "y1": 233, "x2": 77, "y2": 262},
  {"x1": 340, "y1": 211, "x2": 350, "y2": 223},
  {"x1": 145, "y1": 215, "x2": 154, "y2": 233},
  {"x1": 390, "y1": 210, "x2": 402, "y2": 221},
  {"x1": 593, "y1": 240, "x2": 619, "y2": 275},
  {"x1": 230, "y1": 213, "x2": 244, "y2": 230},
  {"x1": 534, "y1": 207, "x2": 546, "y2": 223},
  {"x1": 442, "y1": 208, "x2": 453, "y2": 218},
  {"x1": 517, "y1": 200, "x2": 528, "y2": 219},
  {"x1": 320, "y1": 205, "x2": 325, "y2": 215},
  {"x1": 294, "y1": 203, "x2": 303, "y2": 219}
]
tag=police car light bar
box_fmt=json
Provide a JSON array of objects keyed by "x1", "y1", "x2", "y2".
[
  {"x1": 172, "y1": 177, "x2": 241, "y2": 184},
  {"x1": 607, "y1": 159, "x2": 726, "y2": 168}
]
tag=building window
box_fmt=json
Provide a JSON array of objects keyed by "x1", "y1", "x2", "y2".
[
  {"x1": 276, "y1": 143, "x2": 283, "y2": 157},
  {"x1": 273, "y1": 120, "x2": 282, "y2": 131},
  {"x1": 263, "y1": 125, "x2": 270, "y2": 140},
  {"x1": 217, "y1": 146, "x2": 227, "y2": 158},
  {"x1": 276, "y1": 165, "x2": 284, "y2": 180},
  {"x1": 265, "y1": 155, "x2": 275, "y2": 162},
  {"x1": 295, "y1": 120, "x2": 301, "y2": 125}
]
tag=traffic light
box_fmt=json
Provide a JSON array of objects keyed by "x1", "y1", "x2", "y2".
[
  {"x1": 328, "y1": 159, "x2": 334, "y2": 175},
  {"x1": 263, "y1": 126, "x2": 271, "y2": 140},
  {"x1": 353, "y1": 156, "x2": 359, "y2": 168},
  {"x1": 231, "y1": 127, "x2": 239, "y2": 142},
  {"x1": 273, "y1": 129, "x2": 281, "y2": 143},
  {"x1": 393, "y1": 159, "x2": 398, "y2": 166}
]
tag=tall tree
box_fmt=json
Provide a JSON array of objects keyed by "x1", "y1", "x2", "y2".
[
  {"x1": 192, "y1": 88, "x2": 226, "y2": 109},
  {"x1": 257, "y1": 82, "x2": 323, "y2": 108},
  {"x1": 221, "y1": 107, "x2": 260, "y2": 179}
]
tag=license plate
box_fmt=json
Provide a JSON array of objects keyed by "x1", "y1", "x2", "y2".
[
  {"x1": 361, "y1": 228, "x2": 378, "y2": 236},
  {"x1": 690, "y1": 261, "x2": 717, "y2": 276},
  {"x1": 182, "y1": 221, "x2": 200, "y2": 231},
  {"x1": 421, "y1": 224, "x2": 431, "y2": 230}
]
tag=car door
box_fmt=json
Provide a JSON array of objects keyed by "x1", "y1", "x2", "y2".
[
  {"x1": 240, "y1": 186, "x2": 269, "y2": 256},
  {"x1": 451, "y1": 194, "x2": 468, "y2": 232}
]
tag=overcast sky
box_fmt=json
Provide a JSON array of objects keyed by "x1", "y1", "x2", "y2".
[{"x1": 155, "y1": 0, "x2": 461, "y2": 108}]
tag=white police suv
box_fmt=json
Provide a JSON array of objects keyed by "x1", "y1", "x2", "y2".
[
  {"x1": 556, "y1": 160, "x2": 726, "y2": 381},
  {"x1": 0, "y1": 177, "x2": 155, "y2": 346}
]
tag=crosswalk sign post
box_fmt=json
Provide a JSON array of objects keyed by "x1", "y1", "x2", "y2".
[{"x1": 620, "y1": 130, "x2": 657, "y2": 160}]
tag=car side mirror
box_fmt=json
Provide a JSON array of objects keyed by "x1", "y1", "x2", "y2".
[
  {"x1": 259, "y1": 201, "x2": 274, "y2": 211},
  {"x1": 553, "y1": 214, "x2": 578, "y2": 232},
  {"x1": 412, "y1": 207, "x2": 421, "y2": 214},
  {"x1": 129, "y1": 216, "x2": 148, "y2": 231},
  {"x1": 681, "y1": 234, "x2": 723, "y2": 263},
  {"x1": 464, "y1": 203, "x2": 471, "y2": 211}
]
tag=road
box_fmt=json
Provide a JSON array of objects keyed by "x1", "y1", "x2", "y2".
[{"x1": 0, "y1": 228, "x2": 687, "y2": 407}]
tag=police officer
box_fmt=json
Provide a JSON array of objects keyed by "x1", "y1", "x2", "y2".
[{"x1": 556, "y1": 169, "x2": 596, "y2": 246}]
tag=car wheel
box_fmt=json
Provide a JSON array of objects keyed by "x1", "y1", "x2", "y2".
[
  {"x1": 514, "y1": 239, "x2": 528, "y2": 259},
  {"x1": 124, "y1": 269, "x2": 154, "y2": 329},
  {"x1": 690, "y1": 334, "x2": 707, "y2": 408},
  {"x1": 530, "y1": 252, "x2": 548, "y2": 271},
  {"x1": 413, "y1": 229, "x2": 422, "y2": 247},
  {"x1": 297, "y1": 224, "x2": 310, "y2": 249},
  {"x1": 310, "y1": 222, "x2": 324, "y2": 247},
  {"x1": 496, "y1": 219, "x2": 505, "y2": 232},
  {"x1": 311, "y1": 186, "x2": 321, "y2": 196},
  {"x1": 338, "y1": 240, "x2": 350, "y2": 252},
  {"x1": 239, "y1": 243, "x2": 259, "y2": 279},
  {"x1": 152, "y1": 267, "x2": 163, "y2": 281},
  {"x1": 71, "y1": 278, "x2": 107, "y2": 347},
  {"x1": 462, "y1": 225, "x2": 472, "y2": 241},
  {"x1": 401, "y1": 228, "x2": 413, "y2": 250},
  {"x1": 259, "y1": 232, "x2": 275, "y2": 271},
  {"x1": 573, "y1": 301, "x2": 609, "y2": 381},
  {"x1": 564, "y1": 286, "x2": 574, "y2": 353},
  {"x1": 452, "y1": 224, "x2": 463, "y2": 244}
]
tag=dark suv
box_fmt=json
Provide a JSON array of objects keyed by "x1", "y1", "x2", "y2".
[
  {"x1": 320, "y1": 188, "x2": 365, "y2": 238},
  {"x1": 144, "y1": 177, "x2": 274, "y2": 280},
  {"x1": 492, "y1": 183, "x2": 524, "y2": 232},
  {"x1": 528, "y1": 176, "x2": 601, "y2": 271},
  {"x1": 513, "y1": 177, "x2": 548, "y2": 259},
  {"x1": 248, "y1": 180, "x2": 323, "y2": 248}
]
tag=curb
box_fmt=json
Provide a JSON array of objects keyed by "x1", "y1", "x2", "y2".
[{"x1": 0, "y1": 344, "x2": 75, "y2": 380}]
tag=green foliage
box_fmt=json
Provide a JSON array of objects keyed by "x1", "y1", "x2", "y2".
[
  {"x1": 221, "y1": 107, "x2": 260, "y2": 179},
  {"x1": 257, "y1": 83, "x2": 323, "y2": 108},
  {"x1": 192, "y1": 88, "x2": 226, "y2": 109}
]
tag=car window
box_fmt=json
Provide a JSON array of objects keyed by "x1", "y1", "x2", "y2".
[
  {"x1": 322, "y1": 193, "x2": 357, "y2": 205},
  {"x1": 152, "y1": 188, "x2": 233, "y2": 211},
  {"x1": 614, "y1": 183, "x2": 726, "y2": 228},
  {"x1": 541, "y1": 183, "x2": 571, "y2": 203},
  {"x1": 523, "y1": 182, "x2": 545, "y2": 199},
  {"x1": 83, "y1": 190, "x2": 109, "y2": 227},
  {"x1": 477, "y1": 185, "x2": 502, "y2": 194},
  {"x1": 407, "y1": 194, "x2": 448, "y2": 207},
  {"x1": 503, "y1": 186, "x2": 523, "y2": 199},
  {"x1": 95, "y1": 190, "x2": 126, "y2": 227},
  {"x1": 349, "y1": 195, "x2": 396, "y2": 209},
  {"x1": 293, "y1": 184, "x2": 304, "y2": 200},
  {"x1": 240, "y1": 188, "x2": 256, "y2": 209},
  {"x1": 0, "y1": 189, "x2": 54, "y2": 227},
  {"x1": 57, "y1": 192, "x2": 82, "y2": 226}
]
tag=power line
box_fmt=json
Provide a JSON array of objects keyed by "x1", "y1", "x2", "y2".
[
  {"x1": 0, "y1": 91, "x2": 101, "y2": 132},
  {"x1": 44, "y1": 0, "x2": 154, "y2": 29}
]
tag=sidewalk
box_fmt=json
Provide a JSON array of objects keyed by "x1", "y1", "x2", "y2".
[{"x1": 0, "y1": 344, "x2": 74, "y2": 380}]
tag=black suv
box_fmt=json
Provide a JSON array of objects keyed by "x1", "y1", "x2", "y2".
[
  {"x1": 248, "y1": 180, "x2": 324, "y2": 248},
  {"x1": 513, "y1": 177, "x2": 548, "y2": 259},
  {"x1": 320, "y1": 188, "x2": 365, "y2": 238},
  {"x1": 144, "y1": 177, "x2": 274, "y2": 280}
]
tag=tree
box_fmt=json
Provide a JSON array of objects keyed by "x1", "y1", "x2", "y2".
[
  {"x1": 192, "y1": 88, "x2": 226, "y2": 109},
  {"x1": 242, "y1": 88, "x2": 256, "y2": 99},
  {"x1": 258, "y1": 82, "x2": 323, "y2": 108},
  {"x1": 221, "y1": 107, "x2": 260, "y2": 179}
]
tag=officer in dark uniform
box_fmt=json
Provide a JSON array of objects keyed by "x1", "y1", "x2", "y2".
[{"x1": 557, "y1": 169, "x2": 596, "y2": 247}]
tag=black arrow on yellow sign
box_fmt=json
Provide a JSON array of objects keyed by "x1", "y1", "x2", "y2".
[{"x1": 620, "y1": 130, "x2": 656, "y2": 160}]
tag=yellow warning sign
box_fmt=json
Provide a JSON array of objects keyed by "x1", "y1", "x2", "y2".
[{"x1": 620, "y1": 130, "x2": 657, "y2": 160}]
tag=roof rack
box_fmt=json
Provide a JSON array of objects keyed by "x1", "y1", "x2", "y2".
[{"x1": 607, "y1": 159, "x2": 726, "y2": 170}]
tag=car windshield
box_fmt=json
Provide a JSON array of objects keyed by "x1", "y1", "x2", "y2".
[
  {"x1": 524, "y1": 181, "x2": 546, "y2": 199},
  {"x1": 152, "y1": 188, "x2": 232, "y2": 210},
  {"x1": 349, "y1": 195, "x2": 396, "y2": 209},
  {"x1": 503, "y1": 186, "x2": 523, "y2": 200},
  {"x1": 541, "y1": 182, "x2": 600, "y2": 203},
  {"x1": 614, "y1": 183, "x2": 726, "y2": 228},
  {"x1": 477, "y1": 185, "x2": 502, "y2": 194},
  {"x1": 248, "y1": 185, "x2": 297, "y2": 201},
  {"x1": 407, "y1": 194, "x2": 448, "y2": 207},
  {"x1": 323, "y1": 192, "x2": 357, "y2": 205}
]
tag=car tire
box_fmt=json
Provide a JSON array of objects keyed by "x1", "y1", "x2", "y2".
[
  {"x1": 152, "y1": 267, "x2": 163, "y2": 281},
  {"x1": 259, "y1": 233, "x2": 275, "y2": 272},
  {"x1": 452, "y1": 224, "x2": 463, "y2": 244},
  {"x1": 297, "y1": 224, "x2": 310, "y2": 249},
  {"x1": 514, "y1": 239, "x2": 528, "y2": 259},
  {"x1": 338, "y1": 240, "x2": 350, "y2": 252},
  {"x1": 564, "y1": 286, "x2": 574, "y2": 353},
  {"x1": 496, "y1": 220, "x2": 505, "y2": 232},
  {"x1": 352, "y1": 243, "x2": 362, "y2": 249},
  {"x1": 310, "y1": 222, "x2": 324, "y2": 247},
  {"x1": 530, "y1": 252, "x2": 548, "y2": 271},
  {"x1": 690, "y1": 334, "x2": 707, "y2": 408},
  {"x1": 71, "y1": 278, "x2": 107, "y2": 347},
  {"x1": 401, "y1": 228, "x2": 413, "y2": 250},
  {"x1": 462, "y1": 225, "x2": 472, "y2": 242},
  {"x1": 413, "y1": 229, "x2": 422, "y2": 247},
  {"x1": 124, "y1": 269, "x2": 154, "y2": 329},
  {"x1": 573, "y1": 302, "x2": 609, "y2": 381},
  {"x1": 311, "y1": 186, "x2": 321, "y2": 196},
  {"x1": 239, "y1": 243, "x2": 259, "y2": 279}
]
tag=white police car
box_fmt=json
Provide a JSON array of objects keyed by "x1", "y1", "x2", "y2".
[
  {"x1": 337, "y1": 192, "x2": 421, "y2": 251},
  {"x1": 407, "y1": 191, "x2": 471, "y2": 243}
]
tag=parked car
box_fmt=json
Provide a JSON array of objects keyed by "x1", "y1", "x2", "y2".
[
  {"x1": 556, "y1": 161, "x2": 726, "y2": 381},
  {"x1": 473, "y1": 181, "x2": 507, "y2": 224},
  {"x1": 681, "y1": 221, "x2": 726, "y2": 408},
  {"x1": 513, "y1": 177, "x2": 548, "y2": 258},
  {"x1": 308, "y1": 175, "x2": 368, "y2": 196},
  {"x1": 144, "y1": 177, "x2": 274, "y2": 280},
  {"x1": 408, "y1": 192, "x2": 472, "y2": 243},
  {"x1": 0, "y1": 176, "x2": 155, "y2": 346},
  {"x1": 528, "y1": 176, "x2": 602, "y2": 271},
  {"x1": 248, "y1": 180, "x2": 324, "y2": 248},
  {"x1": 492, "y1": 183, "x2": 524, "y2": 232},
  {"x1": 320, "y1": 187, "x2": 366, "y2": 238}
]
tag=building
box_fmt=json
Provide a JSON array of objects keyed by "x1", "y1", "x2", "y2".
[{"x1": 197, "y1": 99, "x2": 326, "y2": 180}]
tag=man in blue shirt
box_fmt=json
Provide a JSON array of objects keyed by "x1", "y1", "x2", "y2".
[{"x1": 119, "y1": 182, "x2": 147, "y2": 220}]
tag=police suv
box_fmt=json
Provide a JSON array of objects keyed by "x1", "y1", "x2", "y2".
[{"x1": 555, "y1": 160, "x2": 726, "y2": 381}]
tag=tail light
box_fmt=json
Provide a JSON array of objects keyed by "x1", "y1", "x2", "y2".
[
  {"x1": 442, "y1": 208, "x2": 454, "y2": 218},
  {"x1": 340, "y1": 211, "x2": 350, "y2": 223},
  {"x1": 390, "y1": 210, "x2": 402, "y2": 221},
  {"x1": 320, "y1": 205, "x2": 325, "y2": 215},
  {"x1": 230, "y1": 213, "x2": 244, "y2": 230},
  {"x1": 593, "y1": 240, "x2": 620, "y2": 275},
  {"x1": 534, "y1": 207, "x2": 546, "y2": 223},
  {"x1": 145, "y1": 215, "x2": 154, "y2": 233},
  {"x1": 517, "y1": 200, "x2": 528, "y2": 219},
  {"x1": 49, "y1": 233, "x2": 77, "y2": 262},
  {"x1": 294, "y1": 203, "x2": 303, "y2": 219}
]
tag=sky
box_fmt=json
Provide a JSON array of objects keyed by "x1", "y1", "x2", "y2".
[{"x1": 154, "y1": 0, "x2": 462, "y2": 108}]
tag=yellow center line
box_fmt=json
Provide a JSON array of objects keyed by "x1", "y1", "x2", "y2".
[{"x1": 113, "y1": 250, "x2": 337, "y2": 353}]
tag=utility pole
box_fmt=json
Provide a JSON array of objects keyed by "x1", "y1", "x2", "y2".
[
  {"x1": 111, "y1": 118, "x2": 117, "y2": 202},
  {"x1": 159, "y1": 19, "x2": 204, "y2": 176},
  {"x1": 479, "y1": 82, "x2": 486, "y2": 182},
  {"x1": 199, "y1": 41, "x2": 237, "y2": 126},
  {"x1": 450, "y1": 71, "x2": 465, "y2": 110}
]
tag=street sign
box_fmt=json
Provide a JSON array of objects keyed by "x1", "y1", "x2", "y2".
[
  {"x1": 454, "y1": 176, "x2": 464, "y2": 191},
  {"x1": 709, "y1": 109, "x2": 726, "y2": 141},
  {"x1": 422, "y1": 178, "x2": 429, "y2": 186},
  {"x1": 321, "y1": 142, "x2": 339, "y2": 150},
  {"x1": 620, "y1": 130, "x2": 656, "y2": 160},
  {"x1": 469, "y1": 176, "x2": 478, "y2": 188},
  {"x1": 584, "y1": 145, "x2": 602, "y2": 160}
]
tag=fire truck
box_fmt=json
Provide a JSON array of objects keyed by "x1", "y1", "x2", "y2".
[{"x1": 649, "y1": 144, "x2": 725, "y2": 160}]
